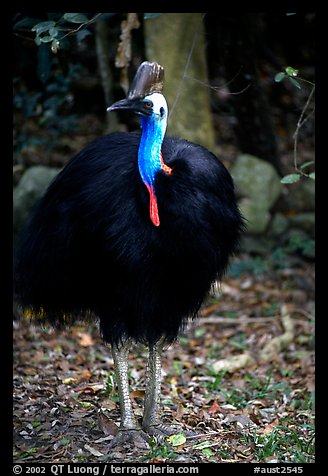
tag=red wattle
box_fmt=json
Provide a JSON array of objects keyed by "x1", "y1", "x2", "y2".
[{"x1": 146, "y1": 185, "x2": 160, "y2": 227}]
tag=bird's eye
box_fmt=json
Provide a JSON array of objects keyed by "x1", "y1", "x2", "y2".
[
  {"x1": 160, "y1": 107, "x2": 165, "y2": 117},
  {"x1": 144, "y1": 100, "x2": 153, "y2": 108}
]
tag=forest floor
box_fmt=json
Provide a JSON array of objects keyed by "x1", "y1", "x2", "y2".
[{"x1": 13, "y1": 254, "x2": 315, "y2": 464}]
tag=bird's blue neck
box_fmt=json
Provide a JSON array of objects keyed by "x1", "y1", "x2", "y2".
[
  {"x1": 138, "y1": 115, "x2": 170, "y2": 227},
  {"x1": 138, "y1": 115, "x2": 165, "y2": 188}
]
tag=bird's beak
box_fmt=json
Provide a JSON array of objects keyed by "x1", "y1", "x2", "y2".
[{"x1": 107, "y1": 98, "x2": 152, "y2": 116}]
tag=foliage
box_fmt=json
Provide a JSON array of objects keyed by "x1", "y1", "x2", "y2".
[
  {"x1": 14, "y1": 13, "x2": 162, "y2": 54},
  {"x1": 14, "y1": 14, "x2": 114, "y2": 53},
  {"x1": 275, "y1": 66, "x2": 301, "y2": 90},
  {"x1": 275, "y1": 66, "x2": 315, "y2": 184},
  {"x1": 143, "y1": 437, "x2": 178, "y2": 460}
]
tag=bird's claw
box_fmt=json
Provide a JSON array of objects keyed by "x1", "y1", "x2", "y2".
[
  {"x1": 108, "y1": 429, "x2": 150, "y2": 450},
  {"x1": 144, "y1": 423, "x2": 197, "y2": 443}
]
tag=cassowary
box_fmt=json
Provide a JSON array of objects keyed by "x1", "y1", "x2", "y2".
[{"x1": 14, "y1": 62, "x2": 244, "y2": 447}]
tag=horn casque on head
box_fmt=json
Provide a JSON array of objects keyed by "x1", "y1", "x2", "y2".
[{"x1": 128, "y1": 61, "x2": 165, "y2": 100}]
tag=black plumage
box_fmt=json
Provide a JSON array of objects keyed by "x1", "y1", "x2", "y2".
[{"x1": 14, "y1": 131, "x2": 242, "y2": 346}]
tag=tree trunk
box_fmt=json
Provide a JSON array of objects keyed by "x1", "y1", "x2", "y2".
[
  {"x1": 144, "y1": 13, "x2": 216, "y2": 153},
  {"x1": 95, "y1": 21, "x2": 120, "y2": 132}
]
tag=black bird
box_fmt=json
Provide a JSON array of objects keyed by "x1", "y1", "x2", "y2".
[{"x1": 14, "y1": 62, "x2": 244, "y2": 447}]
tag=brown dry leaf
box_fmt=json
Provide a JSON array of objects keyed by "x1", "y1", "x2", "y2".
[
  {"x1": 130, "y1": 389, "x2": 145, "y2": 399},
  {"x1": 78, "y1": 333, "x2": 95, "y2": 347},
  {"x1": 84, "y1": 444, "x2": 104, "y2": 457},
  {"x1": 224, "y1": 413, "x2": 257, "y2": 429},
  {"x1": 100, "y1": 398, "x2": 117, "y2": 411},
  {"x1": 209, "y1": 400, "x2": 221, "y2": 415},
  {"x1": 263, "y1": 419, "x2": 280, "y2": 434},
  {"x1": 98, "y1": 412, "x2": 119, "y2": 436},
  {"x1": 176, "y1": 403, "x2": 185, "y2": 421},
  {"x1": 201, "y1": 303, "x2": 221, "y2": 317},
  {"x1": 76, "y1": 369, "x2": 92, "y2": 382},
  {"x1": 76, "y1": 383, "x2": 103, "y2": 394},
  {"x1": 32, "y1": 350, "x2": 45, "y2": 363},
  {"x1": 58, "y1": 360, "x2": 70, "y2": 373}
]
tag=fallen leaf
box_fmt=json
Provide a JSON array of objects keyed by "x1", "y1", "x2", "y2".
[
  {"x1": 98, "y1": 412, "x2": 118, "y2": 436},
  {"x1": 78, "y1": 333, "x2": 95, "y2": 347},
  {"x1": 209, "y1": 400, "x2": 221, "y2": 415},
  {"x1": 201, "y1": 303, "x2": 220, "y2": 317},
  {"x1": 175, "y1": 403, "x2": 185, "y2": 421},
  {"x1": 263, "y1": 419, "x2": 280, "y2": 434},
  {"x1": 167, "y1": 433, "x2": 186, "y2": 447},
  {"x1": 222, "y1": 414, "x2": 256, "y2": 428},
  {"x1": 62, "y1": 377, "x2": 77, "y2": 385},
  {"x1": 77, "y1": 383, "x2": 103, "y2": 394},
  {"x1": 202, "y1": 447, "x2": 215, "y2": 458},
  {"x1": 84, "y1": 444, "x2": 104, "y2": 457},
  {"x1": 76, "y1": 369, "x2": 92, "y2": 382},
  {"x1": 192, "y1": 440, "x2": 213, "y2": 450},
  {"x1": 130, "y1": 389, "x2": 145, "y2": 399}
]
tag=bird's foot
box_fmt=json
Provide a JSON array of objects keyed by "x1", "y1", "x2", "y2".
[
  {"x1": 144, "y1": 423, "x2": 197, "y2": 443},
  {"x1": 108, "y1": 428, "x2": 150, "y2": 450}
]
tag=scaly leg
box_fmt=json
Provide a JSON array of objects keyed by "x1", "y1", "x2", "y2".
[
  {"x1": 109, "y1": 340, "x2": 149, "y2": 448},
  {"x1": 142, "y1": 339, "x2": 181, "y2": 440}
]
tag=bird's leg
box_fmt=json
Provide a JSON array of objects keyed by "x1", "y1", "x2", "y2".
[
  {"x1": 142, "y1": 339, "x2": 181, "y2": 439},
  {"x1": 109, "y1": 340, "x2": 149, "y2": 448}
]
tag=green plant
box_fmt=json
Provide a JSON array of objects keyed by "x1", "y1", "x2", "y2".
[
  {"x1": 275, "y1": 66, "x2": 315, "y2": 184},
  {"x1": 30, "y1": 14, "x2": 110, "y2": 53},
  {"x1": 104, "y1": 372, "x2": 117, "y2": 397},
  {"x1": 242, "y1": 424, "x2": 315, "y2": 463},
  {"x1": 143, "y1": 436, "x2": 178, "y2": 460},
  {"x1": 287, "y1": 234, "x2": 315, "y2": 257}
]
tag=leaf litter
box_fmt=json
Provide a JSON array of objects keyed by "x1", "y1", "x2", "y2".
[{"x1": 13, "y1": 258, "x2": 315, "y2": 463}]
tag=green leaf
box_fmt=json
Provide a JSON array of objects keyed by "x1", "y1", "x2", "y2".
[
  {"x1": 79, "y1": 401, "x2": 94, "y2": 408},
  {"x1": 60, "y1": 438, "x2": 71, "y2": 446},
  {"x1": 63, "y1": 13, "x2": 89, "y2": 23},
  {"x1": 32, "y1": 21, "x2": 56, "y2": 33},
  {"x1": 285, "y1": 66, "x2": 299, "y2": 77},
  {"x1": 309, "y1": 172, "x2": 315, "y2": 180},
  {"x1": 39, "y1": 35, "x2": 54, "y2": 43},
  {"x1": 202, "y1": 448, "x2": 214, "y2": 458},
  {"x1": 195, "y1": 327, "x2": 206, "y2": 338},
  {"x1": 31, "y1": 421, "x2": 41, "y2": 428},
  {"x1": 274, "y1": 72, "x2": 286, "y2": 82},
  {"x1": 193, "y1": 440, "x2": 212, "y2": 450},
  {"x1": 300, "y1": 161, "x2": 315, "y2": 170},
  {"x1": 167, "y1": 433, "x2": 186, "y2": 447},
  {"x1": 281, "y1": 174, "x2": 301, "y2": 184},
  {"x1": 288, "y1": 77, "x2": 302, "y2": 90},
  {"x1": 49, "y1": 27, "x2": 58, "y2": 37}
]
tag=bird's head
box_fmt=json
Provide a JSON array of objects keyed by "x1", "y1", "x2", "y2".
[
  {"x1": 107, "y1": 92, "x2": 168, "y2": 126},
  {"x1": 107, "y1": 61, "x2": 167, "y2": 129}
]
